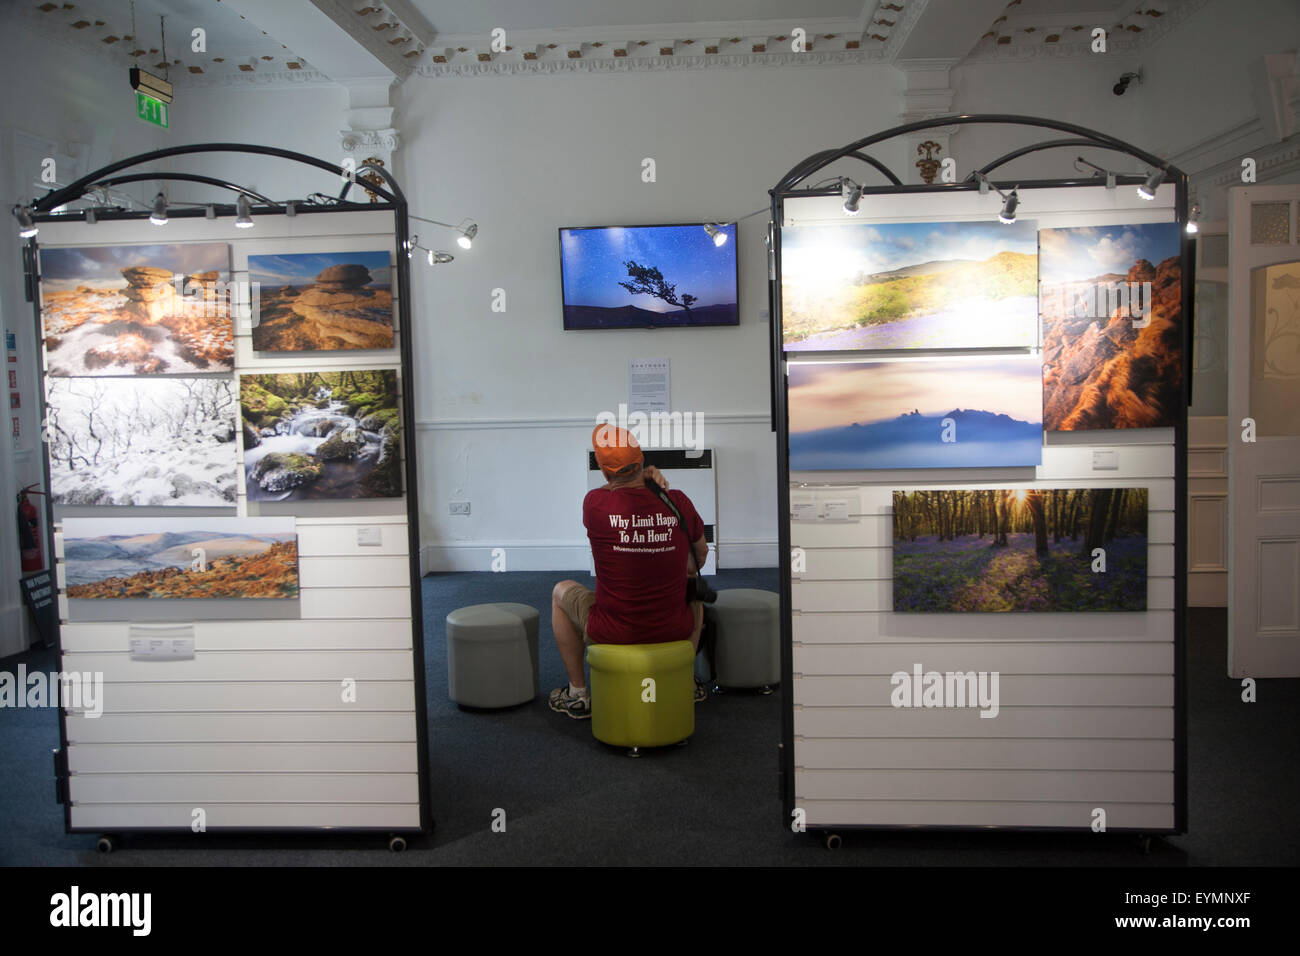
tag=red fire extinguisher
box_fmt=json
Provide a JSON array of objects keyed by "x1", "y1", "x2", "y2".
[{"x1": 17, "y1": 484, "x2": 45, "y2": 574}]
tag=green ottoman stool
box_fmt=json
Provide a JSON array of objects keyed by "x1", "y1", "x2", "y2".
[
  {"x1": 712, "y1": 589, "x2": 781, "y2": 692},
  {"x1": 446, "y1": 603, "x2": 540, "y2": 708},
  {"x1": 587, "y1": 640, "x2": 694, "y2": 756}
]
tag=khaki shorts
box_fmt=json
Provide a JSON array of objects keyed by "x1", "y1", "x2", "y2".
[
  {"x1": 556, "y1": 582, "x2": 598, "y2": 644},
  {"x1": 556, "y1": 581, "x2": 703, "y2": 646}
]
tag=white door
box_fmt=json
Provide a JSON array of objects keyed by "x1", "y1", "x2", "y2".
[{"x1": 1228, "y1": 185, "x2": 1300, "y2": 677}]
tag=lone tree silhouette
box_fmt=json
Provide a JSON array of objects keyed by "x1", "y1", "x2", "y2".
[{"x1": 619, "y1": 260, "x2": 697, "y2": 317}]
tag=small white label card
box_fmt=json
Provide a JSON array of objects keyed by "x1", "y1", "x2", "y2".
[{"x1": 1091, "y1": 449, "x2": 1119, "y2": 471}]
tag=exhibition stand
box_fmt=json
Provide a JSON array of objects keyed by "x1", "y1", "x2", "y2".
[
  {"x1": 20, "y1": 145, "x2": 431, "y2": 846},
  {"x1": 769, "y1": 116, "x2": 1189, "y2": 839}
]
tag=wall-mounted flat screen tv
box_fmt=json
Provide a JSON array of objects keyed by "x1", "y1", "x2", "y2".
[{"x1": 559, "y1": 223, "x2": 739, "y2": 329}]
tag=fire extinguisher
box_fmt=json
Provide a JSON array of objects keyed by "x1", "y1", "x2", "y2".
[{"x1": 17, "y1": 484, "x2": 45, "y2": 574}]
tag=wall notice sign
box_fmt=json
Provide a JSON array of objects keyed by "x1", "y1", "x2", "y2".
[
  {"x1": 791, "y1": 500, "x2": 818, "y2": 522},
  {"x1": 1092, "y1": 449, "x2": 1119, "y2": 471},
  {"x1": 629, "y1": 358, "x2": 670, "y2": 415},
  {"x1": 823, "y1": 499, "x2": 852, "y2": 521}
]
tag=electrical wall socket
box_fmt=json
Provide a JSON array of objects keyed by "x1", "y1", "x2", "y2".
[{"x1": 449, "y1": 501, "x2": 471, "y2": 515}]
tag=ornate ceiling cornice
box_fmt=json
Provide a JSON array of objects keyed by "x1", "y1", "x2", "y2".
[{"x1": 961, "y1": 0, "x2": 1210, "y2": 64}]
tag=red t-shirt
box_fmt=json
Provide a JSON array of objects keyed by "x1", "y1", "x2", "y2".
[{"x1": 583, "y1": 485, "x2": 705, "y2": 645}]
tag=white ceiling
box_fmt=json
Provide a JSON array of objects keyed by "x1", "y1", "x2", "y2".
[{"x1": 407, "y1": 0, "x2": 869, "y2": 35}]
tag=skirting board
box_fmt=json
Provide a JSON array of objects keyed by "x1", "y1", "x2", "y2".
[{"x1": 420, "y1": 539, "x2": 779, "y2": 574}]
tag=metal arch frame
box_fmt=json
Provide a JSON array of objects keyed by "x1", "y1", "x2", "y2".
[
  {"x1": 769, "y1": 114, "x2": 1190, "y2": 840},
  {"x1": 21, "y1": 143, "x2": 433, "y2": 843}
]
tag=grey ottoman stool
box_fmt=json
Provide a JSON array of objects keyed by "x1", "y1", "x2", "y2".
[
  {"x1": 711, "y1": 589, "x2": 780, "y2": 692},
  {"x1": 446, "y1": 603, "x2": 540, "y2": 708}
]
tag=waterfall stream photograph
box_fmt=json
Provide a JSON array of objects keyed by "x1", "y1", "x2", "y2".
[{"x1": 239, "y1": 370, "x2": 402, "y2": 500}]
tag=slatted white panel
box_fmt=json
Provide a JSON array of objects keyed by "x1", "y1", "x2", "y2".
[
  {"x1": 783, "y1": 188, "x2": 1179, "y2": 832},
  {"x1": 38, "y1": 211, "x2": 424, "y2": 833}
]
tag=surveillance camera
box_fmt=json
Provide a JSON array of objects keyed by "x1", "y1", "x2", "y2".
[{"x1": 1113, "y1": 70, "x2": 1141, "y2": 96}]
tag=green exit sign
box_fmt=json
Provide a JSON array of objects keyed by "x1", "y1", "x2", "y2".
[{"x1": 136, "y1": 91, "x2": 169, "y2": 128}]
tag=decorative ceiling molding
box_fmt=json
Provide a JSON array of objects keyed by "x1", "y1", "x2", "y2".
[
  {"x1": 310, "y1": 0, "x2": 424, "y2": 77},
  {"x1": 962, "y1": 0, "x2": 1211, "y2": 63},
  {"x1": 410, "y1": 1, "x2": 909, "y2": 77},
  {"x1": 4, "y1": 1, "x2": 331, "y2": 89}
]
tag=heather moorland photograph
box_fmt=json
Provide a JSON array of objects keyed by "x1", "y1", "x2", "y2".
[
  {"x1": 241, "y1": 370, "x2": 401, "y2": 500},
  {"x1": 788, "y1": 356, "x2": 1043, "y2": 470},
  {"x1": 781, "y1": 219, "x2": 1038, "y2": 350},
  {"x1": 46, "y1": 377, "x2": 238, "y2": 507},
  {"x1": 892, "y1": 488, "x2": 1149, "y2": 612},
  {"x1": 63, "y1": 517, "x2": 299, "y2": 600},
  {"x1": 559, "y1": 224, "x2": 738, "y2": 329},
  {"x1": 39, "y1": 242, "x2": 233, "y2": 375},
  {"x1": 1040, "y1": 222, "x2": 1182, "y2": 430},
  {"x1": 249, "y1": 250, "x2": 394, "y2": 351}
]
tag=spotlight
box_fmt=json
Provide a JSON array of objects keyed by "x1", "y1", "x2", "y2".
[
  {"x1": 999, "y1": 188, "x2": 1020, "y2": 224},
  {"x1": 149, "y1": 192, "x2": 168, "y2": 226},
  {"x1": 13, "y1": 205, "x2": 37, "y2": 238},
  {"x1": 457, "y1": 222, "x2": 477, "y2": 249},
  {"x1": 285, "y1": 201, "x2": 297, "y2": 217},
  {"x1": 703, "y1": 223, "x2": 728, "y2": 247},
  {"x1": 1105, "y1": 171, "x2": 1116, "y2": 189},
  {"x1": 205, "y1": 205, "x2": 216, "y2": 220},
  {"x1": 85, "y1": 207, "x2": 97, "y2": 225},
  {"x1": 234, "y1": 193, "x2": 254, "y2": 228},
  {"x1": 406, "y1": 237, "x2": 418, "y2": 259},
  {"x1": 977, "y1": 174, "x2": 989, "y2": 195},
  {"x1": 430, "y1": 250, "x2": 454, "y2": 264},
  {"x1": 841, "y1": 178, "x2": 862, "y2": 216},
  {"x1": 1113, "y1": 71, "x2": 1141, "y2": 96},
  {"x1": 1186, "y1": 204, "x2": 1200, "y2": 234},
  {"x1": 1137, "y1": 168, "x2": 1163, "y2": 200}
]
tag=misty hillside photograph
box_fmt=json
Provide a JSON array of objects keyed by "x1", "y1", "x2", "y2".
[
  {"x1": 781, "y1": 219, "x2": 1038, "y2": 350},
  {"x1": 788, "y1": 356, "x2": 1043, "y2": 470}
]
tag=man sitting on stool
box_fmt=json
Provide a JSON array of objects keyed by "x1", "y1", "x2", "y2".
[{"x1": 549, "y1": 424, "x2": 709, "y2": 719}]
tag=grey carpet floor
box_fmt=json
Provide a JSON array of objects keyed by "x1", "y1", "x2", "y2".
[{"x1": 0, "y1": 573, "x2": 1296, "y2": 866}]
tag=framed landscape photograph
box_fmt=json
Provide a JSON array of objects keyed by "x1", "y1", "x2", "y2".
[
  {"x1": 46, "y1": 377, "x2": 238, "y2": 507},
  {"x1": 249, "y1": 250, "x2": 395, "y2": 351},
  {"x1": 781, "y1": 219, "x2": 1038, "y2": 351},
  {"x1": 1040, "y1": 222, "x2": 1182, "y2": 430},
  {"x1": 63, "y1": 517, "x2": 299, "y2": 600},
  {"x1": 892, "y1": 488, "x2": 1149, "y2": 612},
  {"x1": 240, "y1": 370, "x2": 402, "y2": 500},
  {"x1": 39, "y1": 242, "x2": 233, "y2": 375},
  {"x1": 788, "y1": 355, "x2": 1043, "y2": 470},
  {"x1": 559, "y1": 223, "x2": 738, "y2": 329}
]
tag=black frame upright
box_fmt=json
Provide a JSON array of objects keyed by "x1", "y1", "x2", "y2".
[
  {"x1": 769, "y1": 115, "x2": 1190, "y2": 836},
  {"x1": 20, "y1": 143, "x2": 433, "y2": 839}
]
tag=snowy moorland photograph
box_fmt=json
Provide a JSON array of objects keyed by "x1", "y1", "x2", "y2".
[
  {"x1": 781, "y1": 219, "x2": 1038, "y2": 351},
  {"x1": 892, "y1": 488, "x2": 1148, "y2": 612},
  {"x1": 240, "y1": 370, "x2": 402, "y2": 500},
  {"x1": 788, "y1": 356, "x2": 1043, "y2": 470},
  {"x1": 46, "y1": 378, "x2": 239, "y2": 507},
  {"x1": 39, "y1": 243, "x2": 233, "y2": 376},
  {"x1": 249, "y1": 250, "x2": 394, "y2": 351},
  {"x1": 63, "y1": 517, "x2": 298, "y2": 600}
]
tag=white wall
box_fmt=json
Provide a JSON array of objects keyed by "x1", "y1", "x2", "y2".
[
  {"x1": 395, "y1": 64, "x2": 907, "y2": 571},
  {"x1": 0, "y1": 26, "x2": 167, "y2": 657}
]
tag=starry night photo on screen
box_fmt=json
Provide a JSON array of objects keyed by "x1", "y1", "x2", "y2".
[{"x1": 559, "y1": 223, "x2": 739, "y2": 329}]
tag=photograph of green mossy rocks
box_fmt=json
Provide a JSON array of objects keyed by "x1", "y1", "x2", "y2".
[{"x1": 239, "y1": 370, "x2": 402, "y2": 500}]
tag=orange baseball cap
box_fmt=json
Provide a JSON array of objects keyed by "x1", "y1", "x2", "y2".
[{"x1": 592, "y1": 424, "x2": 643, "y2": 479}]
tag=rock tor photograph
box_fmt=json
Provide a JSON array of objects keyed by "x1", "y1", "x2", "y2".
[
  {"x1": 248, "y1": 251, "x2": 394, "y2": 351},
  {"x1": 38, "y1": 243, "x2": 233, "y2": 375}
]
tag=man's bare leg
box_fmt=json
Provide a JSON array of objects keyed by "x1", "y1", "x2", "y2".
[
  {"x1": 688, "y1": 600, "x2": 704, "y2": 653},
  {"x1": 552, "y1": 580, "x2": 587, "y2": 687}
]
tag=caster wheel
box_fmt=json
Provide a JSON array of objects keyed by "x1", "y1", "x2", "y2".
[
  {"x1": 626, "y1": 747, "x2": 642, "y2": 758},
  {"x1": 388, "y1": 835, "x2": 407, "y2": 852},
  {"x1": 95, "y1": 835, "x2": 116, "y2": 854},
  {"x1": 824, "y1": 832, "x2": 842, "y2": 851},
  {"x1": 759, "y1": 684, "x2": 776, "y2": 696}
]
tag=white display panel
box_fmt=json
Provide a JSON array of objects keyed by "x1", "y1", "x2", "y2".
[
  {"x1": 782, "y1": 185, "x2": 1180, "y2": 832},
  {"x1": 36, "y1": 210, "x2": 424, "y2": 833}
]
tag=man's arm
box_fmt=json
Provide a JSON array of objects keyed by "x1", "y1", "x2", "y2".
[{"x1": 691, "y1": 535, "x2": 708, "y2": 573}]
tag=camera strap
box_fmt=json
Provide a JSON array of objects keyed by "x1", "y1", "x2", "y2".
[{"x1": 647, "y1": 483, "x2": 701, "y2": 576}]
